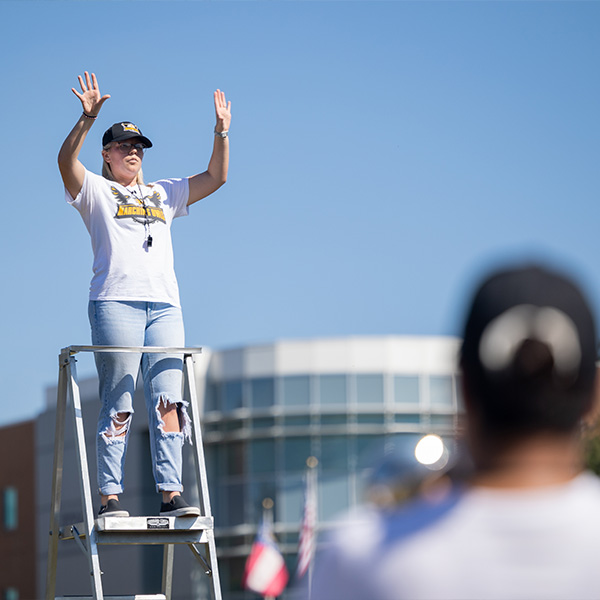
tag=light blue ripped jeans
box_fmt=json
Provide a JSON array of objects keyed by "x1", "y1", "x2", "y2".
[{"x1": 88, "y1": 301, "x2": 192, "y2": 496}]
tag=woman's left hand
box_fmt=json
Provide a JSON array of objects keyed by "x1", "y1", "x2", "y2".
[{"x1": 214, "y1": 89, "x2": 232, "y2": 133}]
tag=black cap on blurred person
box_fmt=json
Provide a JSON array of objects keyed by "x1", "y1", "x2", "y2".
[{"x1": 460, "y1": 264, "x2": 597, "y2": 434}]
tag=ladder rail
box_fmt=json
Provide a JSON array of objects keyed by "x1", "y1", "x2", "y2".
[
  {"x1": 183, "y1": 355, "x2": 212, "y2": 517},
  {"x1": 184, "y1": 354, "x2": 223, "y2": 599},
  {"x1": 68, "y1": 353, "x2": 105, "y2": 599},
  {"x1": 45, "y1": 351, "x2": 69, "y2": 600},
  {"x1": 161, "y1": 544, "x2": 174, "y2": 600}
]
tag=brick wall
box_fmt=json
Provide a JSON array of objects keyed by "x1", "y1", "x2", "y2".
[{"x1": 0, "y1": 420, "x2": 36, "y2": 600}]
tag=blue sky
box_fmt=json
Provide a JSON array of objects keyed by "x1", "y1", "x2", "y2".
[{"x1": 1, "y1": 1, "x2": 599, "y2": 426}]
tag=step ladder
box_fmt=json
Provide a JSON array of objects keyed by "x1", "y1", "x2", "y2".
[{"x1": 45, "y1": 345, "x2": 222, "y2": 600}]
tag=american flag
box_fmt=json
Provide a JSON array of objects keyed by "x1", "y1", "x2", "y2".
[
  {"x1": 243, "y1": 516, "x2": 289, "y2": 597},
  {"x1": 296, "y1": 467, "x2": 317, "y2": 579}
]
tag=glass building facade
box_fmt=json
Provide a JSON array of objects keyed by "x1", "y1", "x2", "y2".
[{"x1": 194, "y1": 336, "x2": 462, "y2": 599}]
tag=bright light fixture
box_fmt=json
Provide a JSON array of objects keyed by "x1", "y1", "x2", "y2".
[{"x1": 414, "y1": 434, "x2": 446, "y2": 467}]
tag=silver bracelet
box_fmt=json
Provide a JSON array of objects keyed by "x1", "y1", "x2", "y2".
[{"x1": 214, "y1": 129, "x2": 228, "y2": 139}]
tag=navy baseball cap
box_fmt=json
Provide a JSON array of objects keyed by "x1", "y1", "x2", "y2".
[{"x1": 102, "y1": 121, "x2": 153, "y2": 148}]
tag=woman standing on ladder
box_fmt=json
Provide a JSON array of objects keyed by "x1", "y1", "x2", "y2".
[{"x1": 58, "y1": 71, "x2": 231, "y2": 518}]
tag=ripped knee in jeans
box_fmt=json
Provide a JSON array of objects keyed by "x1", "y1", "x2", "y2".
[
  {"x1": 155, "y1": 394, "x2": 192, "y2": 443},
  {"x1": 100, "y1": 411, "x2": 132, "y2": 445}
]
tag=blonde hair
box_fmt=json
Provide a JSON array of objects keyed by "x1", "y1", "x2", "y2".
[{"x1": 102, "y1": 143, "x2": 146, "y2": 185}]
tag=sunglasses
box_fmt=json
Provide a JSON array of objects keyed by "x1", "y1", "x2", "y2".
[{"x1": 115, "y1": 142, "x2": 147, "y2": 153}]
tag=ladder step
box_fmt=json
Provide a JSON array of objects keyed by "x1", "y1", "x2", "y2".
[
  {"x1": 59, "y1": 515, "x2": 212, "y2": 539},
  {"x1": 97, "y1": 515, "x2": 213, "y2": 532},
  {"x1": 59, "y1": 517, "x2": 211, "y2": 545}
]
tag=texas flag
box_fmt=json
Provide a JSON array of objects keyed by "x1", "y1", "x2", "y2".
[{"x1": 243, "y1": 517, "x2": 289, "y2": 597}]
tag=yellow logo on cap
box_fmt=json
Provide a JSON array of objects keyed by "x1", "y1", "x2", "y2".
[{"x1": 122, "y1": 123, "x2": 140, "y2": 134}]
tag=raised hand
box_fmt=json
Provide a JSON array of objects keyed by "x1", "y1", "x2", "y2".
[
  {"x1": 72, "y1": 71, "x2": 111, "y2": 117},
  {"x1": 214, "y1": 89, "x2": 232, "y2": 133}
]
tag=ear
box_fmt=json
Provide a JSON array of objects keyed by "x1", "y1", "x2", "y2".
[{"x1": 102, "y1": 149, "x2": 110, "y2": 163}]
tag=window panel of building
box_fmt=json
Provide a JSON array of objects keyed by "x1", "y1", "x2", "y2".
[
  {"x1": 251, "y1": 417, "x2": 276, "y2": 430},
  {"x1": 283, "y1": 437, "x2": 312, "y2": 472},
  {"x1": 214, "y1": 483, "x2": 227, "y2": 525},
  {"x1": 250, "y1": 377, "x2": 275, "y2": 409},
  {"x1": 4, "y1": 588, "x2": 19, "y2": 600},
  {"x1": 221, "y1": 555, "x2": 247, "y2": 595},
  {"x1": 205, "y1": 381, "x2": 220, "y2": 412},
  {"x1": 356, "y1": 435, "x2": 383, "y2": 469},
  {"x1": 319, "y1": 414, "x2": 348, "y2": 426},
  {"x1": 282, "y1": 530, "x2": 300, "y2": 545},
  {"x1": 224, "y1": 482, "x2": 245, "y2": 526},
  {"x1": 223, "y1": 380, "x2": 243, "y2": 412},
  {"x1": 430, "y1": 375, "x2": 454, "y2": 408},
  {"x1": 356, "y1": 413, "x2": 385, "y2": 425},
  {"x1": 393, "y1": 375, "x2": 420, "y2": 405},
  {"x1": 319, "y1": 375, "x2": 347, "y2": 406},
  {"x1": 319, "y1": 436, "x2": 349, "y2": 472},
  {"x1": 284, "y1": 415, "x2": 311, "y2": 427},
  {"x1": 282, "y1": 375, "x2": 311, "y2": 407},
  {"x1": 319, "y1": 475, "x2": 350, "y2": 520},
  {"x1": 250, "y1": 438, "x2": 276, "y2": 474},
  {"x1": 204, "y1": 446, "x2": 219, "y2": 487},
  {"x1": 393, "y1": 413, "x2": 421, "y2": 424},
  {"x1": 283, "y1": 553, "x2": 298, "y2": 576},
  {"x1": 203, "y1": 421, "x2": 219, "y2": 434},
  {"x1": 280, "y1": 474, "x2": 305, "y2": 524},
  {"x1": 225, "y1": 441, "x2": 246, "y2": 477},
  {"x1": 222, "y1": 419, "x2": 243, "y2": 433},
  {"x1": 3, "y1": 486, "x2": 17, "y2": 531},
  {"x1": 430, "y1": 414, "x2": 455, "y2": 426},
  {"x1": 356, "y1": 374, "x2": 384, "y2": 404}
]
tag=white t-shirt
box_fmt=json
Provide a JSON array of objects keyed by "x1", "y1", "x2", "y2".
[
  {"x1": 309, "y1": 472, "x2": 600, "y2": 600},
  {"x1": 66, "y1": 169, "x2": 189, "y2": 307}
]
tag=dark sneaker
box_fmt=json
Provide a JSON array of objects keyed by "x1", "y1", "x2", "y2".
[
  {"x1": 159, "y1": 495, "x2": 200, "y2": 517},
  {"x1": 98, "y1": 498, "x2": 129, "y2": 518}
]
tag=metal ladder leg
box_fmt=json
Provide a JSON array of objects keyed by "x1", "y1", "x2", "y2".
[
  {"x1": 161, "y1": 544, "x2": 174, "y2": 600},
  {"x1": 183, "y1": 354, "x2": 222, "y2": 600},
  {"x1": 45, "y1": 351, "x2": 69, "y2": 600},
  {"x1": 66, "y1": 352, "x2": 105, "y2": 599}
]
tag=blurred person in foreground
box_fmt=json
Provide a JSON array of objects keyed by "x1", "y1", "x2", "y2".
[{"x1": 308, "y1": 263, "x2": 600, "y2": 600}]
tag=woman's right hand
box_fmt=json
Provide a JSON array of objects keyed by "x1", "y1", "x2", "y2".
[
  {"x1": 59, "y1": 71, "x2": 109, "y2": 198},
  {"x1": 72, "y1": 71, "x2": 110, "y2": 117}
]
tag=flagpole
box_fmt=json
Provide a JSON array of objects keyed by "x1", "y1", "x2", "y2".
[
  {"x1": 306, "y1": 457, "x2": 318, "y2": 599},
  {"x1": 263, "y1": 497, "x2": 275, "y2": 600}
]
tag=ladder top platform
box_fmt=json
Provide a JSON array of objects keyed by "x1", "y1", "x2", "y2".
[
  {"x1": 55, "y1": 595, "x2": 166, "y2": 600},
  {"x1": 97, "y1": 515, "x2": 213, "y2": 532},
  {"x1": 59, "y1": 516, "x2": 213, "y2": 539},
  {"x1": 62, "y1": 345, "x2": 203, "y2": 356}
]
